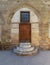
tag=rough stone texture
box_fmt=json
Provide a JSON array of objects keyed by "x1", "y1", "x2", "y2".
[
  {"x1": 0, "y1": 0, "x2": 50, "y2": 50},
  {"x1": 31, "y1": 23, "x2": 40, "y2": 46}
]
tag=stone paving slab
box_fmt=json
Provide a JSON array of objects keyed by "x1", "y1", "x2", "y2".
[{"x1": 0, "y1": 50, "x2": 50, "y2": 65}]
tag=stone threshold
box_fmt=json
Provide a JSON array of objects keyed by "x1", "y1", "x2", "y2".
[{"x1": 13, "y1": 42, "x2": 39, "y2": 56}]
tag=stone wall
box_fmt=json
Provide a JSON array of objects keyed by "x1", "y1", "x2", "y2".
[
  {"x1": 0, "y1": 0, "x2": 50, "y2": 50},
  {"x1": 11, "y1": 23, "x2": 19, "y2": 45},
  {"x1": 31, "y1": 23, "x2": 40, "y2": 46}
]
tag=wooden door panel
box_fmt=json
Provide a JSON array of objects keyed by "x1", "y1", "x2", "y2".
[{"x1": 19, "y1": 23, "x2": 31, "y2": 42}]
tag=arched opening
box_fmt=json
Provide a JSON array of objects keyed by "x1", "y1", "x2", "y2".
[
  {"x1": 11, "y1": 7, "x2": 39, "y2": 44},
  {"x1": 9, "y1": 7, "x2": 40, "y2": 55}
]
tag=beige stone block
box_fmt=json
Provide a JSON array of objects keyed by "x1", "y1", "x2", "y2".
[
  {"x1": 11, "y1": 24, "x2": 19, "y2": 29},
  {"x1": 31, "y1": 35, "x2": 40, "y2": 46},
  {"x1": 11, "y1": 29, "x2": 19, "y2": 34},
  {"x1": 11, "y1": 33, "x2": 19, "y2": 44},
  {"x1": 31, "y1": 24, "x2": 39, "y2": 29}
]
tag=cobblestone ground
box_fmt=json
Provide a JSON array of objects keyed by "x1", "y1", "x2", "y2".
[{"x1": 0, "y1": 50, "x2": 50, "y2": 65}]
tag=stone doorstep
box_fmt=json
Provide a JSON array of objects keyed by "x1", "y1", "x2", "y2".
[
  {"x1": 20, "y1": 45, "x2": 31, "y2": 48},
  {"x1": 13, "y1": 42, "x2": 39, "y2": 56},
  {"x1": 14, "y1": 46, "x2": 35, "y2": 52},
  {"x1": 14, "y1": 47, "x2": 38, "y2": 56}
]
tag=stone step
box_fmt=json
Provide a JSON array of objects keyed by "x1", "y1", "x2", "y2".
[
  {"x1": 13, "y1": 42, "x2": 38, "y2": 56},
  {"x1": 20, "y1": 42, "x2": 30, "y2": 45},
  {"x1": 14, "y1": 47, "x2": 34, "y2": 52},
  {"x1": 14, "y1": 48, "x2": 38, "y2": 55},
  {"x1": 20, "y1": 42, "x2": 31, "y2": 48},
  {"x1": 20, "y1": 45, "x2": 31, "y2": 48}
]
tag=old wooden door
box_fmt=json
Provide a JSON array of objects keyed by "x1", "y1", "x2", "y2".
[{"x1": 19, "y1": 23, "x2": 31, "y2": 42}]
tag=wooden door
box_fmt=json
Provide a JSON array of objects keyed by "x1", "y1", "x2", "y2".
[{"x1": 19, "y1": 23, "x2": 31, "y2": 42}]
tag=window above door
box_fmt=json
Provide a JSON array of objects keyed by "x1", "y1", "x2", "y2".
[{"x1": 20, "y1": 11, "x2": 30, "y2": 23}]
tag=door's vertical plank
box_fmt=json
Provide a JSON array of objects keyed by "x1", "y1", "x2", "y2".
[{"x1": 19, "y1": 23, "x2": 31, "y2": 42}]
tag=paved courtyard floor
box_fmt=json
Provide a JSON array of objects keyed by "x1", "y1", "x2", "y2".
[{"x1": 0, "y1": 50, "x2": 50, "y2": 65}]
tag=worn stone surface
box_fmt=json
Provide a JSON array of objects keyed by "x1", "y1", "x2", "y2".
[
  {"x1": 0, "y1": 50, "x2": 50, "y2": 65},
  {"x1": 0, "y1": 0, "x2": 50, "y2": 50}
]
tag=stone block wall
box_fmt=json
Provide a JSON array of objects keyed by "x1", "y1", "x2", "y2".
[
  {"x1": 31, "y1": 23, "x2": 40, "y2": 46},
  {"x1": 11, "y1": 24, "x2": 19, "y2": 45},
  {"x1": 0, "y1": 0, "x2": 50, "y2": 50}
]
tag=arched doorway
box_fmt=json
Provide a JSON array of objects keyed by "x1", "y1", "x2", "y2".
[
  {"x1": 11, "y1": 7, "x2": 39, "y2": 44},
  {"x1": 11, "y1": 7, "x2": 39, "y2": 55}
]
